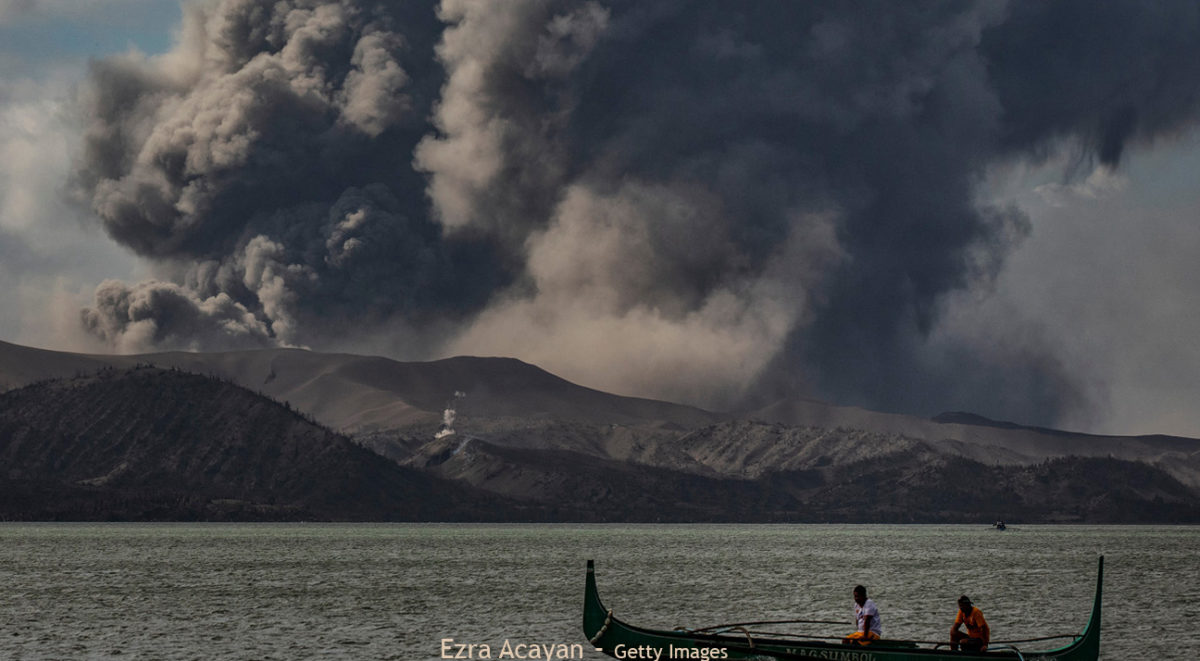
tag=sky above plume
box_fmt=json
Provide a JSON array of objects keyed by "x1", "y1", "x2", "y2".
[{"x1": 3, "y1": 0, "x2": 1200, "y2": 437}]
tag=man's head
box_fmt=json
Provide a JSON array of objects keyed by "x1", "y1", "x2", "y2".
[
  {"x1": 958, "y1": 595, "x2": 973, "y2": 614},
  {"x1": 854, "y1": 585, "x2": 867, "y2": 606}
]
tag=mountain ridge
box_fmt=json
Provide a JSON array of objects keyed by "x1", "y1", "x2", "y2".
[
  {"x1": 4, "y1": 341, "x2": 1200, "y2": 521},
  {"x1": 0, "y1": 341, "x2": 719, "y2": 431}
]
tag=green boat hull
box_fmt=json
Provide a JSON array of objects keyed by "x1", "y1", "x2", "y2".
[{"x1": 583, "y1": 558, "x2": 1102, "y2": 661}]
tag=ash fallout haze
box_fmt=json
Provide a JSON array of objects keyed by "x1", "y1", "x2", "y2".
[{"x1": 4, "y1": 0, "x2": 1200, "y2": 437}]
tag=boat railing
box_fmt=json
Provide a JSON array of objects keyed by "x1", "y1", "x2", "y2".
[
  {"x1": 694, "y1": 636, "x2": 1040, "y2": 660},
  {"x1": 682, "y1": 627, "x2": 942, "y2": 647},
  {"x1": 685, "y1": 619, "x2": 1079, "y2": 644},
  {"x1": 687, "y1": 618, "x2": 847, "y2": 633},
  {"x1": 723, "y1": 626, "x2": 756, "y2": 649},
  {"x1": 675, "y1": 624, "x2": 1082, "y2": 653},
  {"x1": 992, "y1": 634, "x2": 1081, "y2": 645}
]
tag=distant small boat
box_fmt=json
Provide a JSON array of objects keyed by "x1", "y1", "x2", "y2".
[
  {"x1": 583, "y1": 557, "x2": 1102, "y2": 660},
  {"x1": 993, "y1": 521, "x2": 1007, "y2": 530}
]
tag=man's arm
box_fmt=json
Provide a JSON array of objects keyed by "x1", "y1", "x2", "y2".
[{"x1": 862, "y1": 614, "x2": 872, "y2": 633}]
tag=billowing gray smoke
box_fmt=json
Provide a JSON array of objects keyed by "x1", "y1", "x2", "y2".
[{"x1": 73, "y1": 0, "x2": 1200, "y2": 424}]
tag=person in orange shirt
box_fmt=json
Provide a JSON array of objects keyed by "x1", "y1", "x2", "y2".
[{"x1": 950, "y1": 595, "x2": 990, "y2": 652}]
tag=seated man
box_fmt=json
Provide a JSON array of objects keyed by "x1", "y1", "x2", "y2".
[
  {"x1": 843, "y1": 585, "x2": 882, "y2": 645},
  {"x1": 950, "y1": 595, "x2": 990, "y2": 652}
]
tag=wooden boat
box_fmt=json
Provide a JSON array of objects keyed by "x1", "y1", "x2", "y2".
[{"x1": 583, "y1": 557, "x2": 1102, "y2": 660}]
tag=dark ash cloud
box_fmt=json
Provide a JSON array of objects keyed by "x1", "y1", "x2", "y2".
[{"x1": 71, "y1": 0, "x2": 1200, "y2": 425}]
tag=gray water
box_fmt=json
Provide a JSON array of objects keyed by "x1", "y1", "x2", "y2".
[{"x1": 0, "y1": 524, "x2": 1195, "y2": 660}]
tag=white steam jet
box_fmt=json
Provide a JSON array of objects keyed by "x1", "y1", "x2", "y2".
[{"x1": 434, "y1": 391, "x2": 467, "y2": 439}]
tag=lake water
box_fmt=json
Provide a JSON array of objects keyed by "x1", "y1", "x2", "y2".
[{"x1": 0, "y1": 524, "x2": 1195, "y2": 660}]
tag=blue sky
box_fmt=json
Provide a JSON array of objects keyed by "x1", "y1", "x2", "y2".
[
  {"x1": 0, "y1": 1, "x2": 181, "y2": 349},
  {"x1": 0, "y1": 1, "x2": 179, "y2": 70}
]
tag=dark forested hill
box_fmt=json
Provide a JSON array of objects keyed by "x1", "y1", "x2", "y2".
[{"x1": 0, "y1": 367, "x2": 516, "y2": 521}]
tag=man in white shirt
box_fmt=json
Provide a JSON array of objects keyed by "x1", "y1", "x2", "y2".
[{"x1": 843, "y1": 585, "x2": 882, "y2": 645}]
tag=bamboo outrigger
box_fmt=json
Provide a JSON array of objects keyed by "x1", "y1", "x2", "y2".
[{"x1": 583, "y1": 557, "x2": 1102, "y2": 660}]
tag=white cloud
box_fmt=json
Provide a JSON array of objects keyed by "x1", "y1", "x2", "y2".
[
  {"x1": 0, "y1": 67, "x2": 141, "y2": 348},
  {"x1": 1033, "y1": 165, "x2": 1128, "y2": 207}
]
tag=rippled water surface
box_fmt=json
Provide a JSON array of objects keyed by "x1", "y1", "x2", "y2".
[{"x1": 0, "y1": 524, "x2": 1195, "y2": 659}]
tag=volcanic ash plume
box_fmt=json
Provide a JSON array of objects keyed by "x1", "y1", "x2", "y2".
[{"x1": 70, "y1": 0, "x2": 1200, "y2": 425}]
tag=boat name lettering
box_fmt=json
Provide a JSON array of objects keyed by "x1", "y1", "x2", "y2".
[
  {"x1": 440, "y1": 638, "x2": 585, "y2": 659},
  {"x1": 790, "y1": 649, "x2": 876, "y2": 661}
]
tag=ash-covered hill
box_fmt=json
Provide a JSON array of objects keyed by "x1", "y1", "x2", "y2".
[
  {"x1": 0, "y1": 367, "x2": 516, "y2": 521},
  {"x1": 745, "y1": 399, "x2": 1200, "y2": 487},
  {"x1": 401, "y1": 425, "x2": 1200, "y2": 523},
  {"x1": 0, "y1": 340, "x2": 718, "y2": 431}
]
